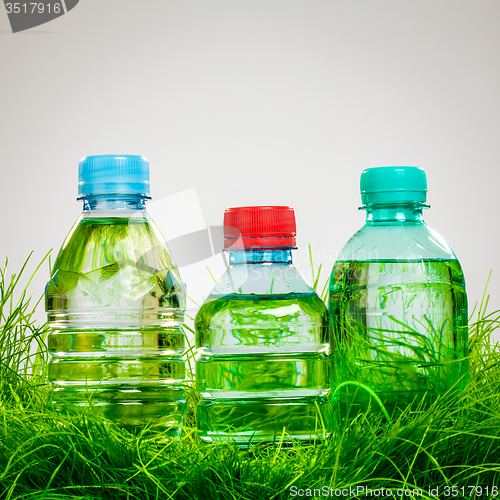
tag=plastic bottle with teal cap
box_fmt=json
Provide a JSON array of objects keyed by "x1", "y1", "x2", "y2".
[
  {"x1": 46, "y1": 154, "x2": 187, "y2": 433},
  {"x1": 328, "y1": 166, "x2": 469, "y2": 417}
]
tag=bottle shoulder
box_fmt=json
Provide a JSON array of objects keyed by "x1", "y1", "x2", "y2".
[
  {"x1": 206, "y1": 263, "x2": 316, "y2": 297},
  {"x1": 199, "y1": 291, "x2": 327, "y2": 313},
  {"x1": 196, "y1": 264, "x2": 328, "y2": 324},
  {"x1": 338, "y1": 223, "x2": 458, "y2": 262},
  {"x1": 47, "y1": 211, "x2": 186, "y2": 311},
  {"x1": 195, "y1": 292, "x2": 328, "y2": 336},
  {"x1": 53, "y1": 212, "x2": 173, "y2": 273}
]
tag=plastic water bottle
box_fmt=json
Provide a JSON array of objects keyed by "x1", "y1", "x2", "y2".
[
  {"x1": 328, "y1": 166, "x2": 468, "y2": 416},
  {"x1": 195, "y1": 206, "x2": 331, "y2": 444},
  {"x1": 46, "y1": 155, "x2": 186, "y2": 431}
]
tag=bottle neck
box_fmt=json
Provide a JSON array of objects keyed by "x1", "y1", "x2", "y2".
[
  {"x1": 364, "y1": 202, "x2": 427, "y2": 225},
  {"x1": 80, "y1": 194, "x2": 149, "y2": 211},
  {"x1": 228, "y1": 248, "x2": 293, "y2": 265}
]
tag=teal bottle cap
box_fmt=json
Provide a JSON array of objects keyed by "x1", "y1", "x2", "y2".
[
  {"x1": 360, "y1": 166, "x2": 427, "y2": 204},
  {"x1": 78, "y1": 155, "x2": 150, "y2": 196}
]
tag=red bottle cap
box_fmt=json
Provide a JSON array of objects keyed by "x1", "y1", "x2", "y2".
[{"x1": 224, "y1": 206, "x2": 297, "y2": 249}]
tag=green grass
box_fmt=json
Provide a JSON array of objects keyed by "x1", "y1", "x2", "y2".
[{"x1": 1, "y1": 257, "x2": 500, "y2": 499}]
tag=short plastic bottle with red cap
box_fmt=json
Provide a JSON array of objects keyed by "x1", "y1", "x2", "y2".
[{"x1": 195, "y1": 206, "x2": 332, "y2": 445}]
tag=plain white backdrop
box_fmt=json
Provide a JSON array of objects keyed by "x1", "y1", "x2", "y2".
[{"x1": 0, "y1": 1, "x2": 499, "y2": 334}]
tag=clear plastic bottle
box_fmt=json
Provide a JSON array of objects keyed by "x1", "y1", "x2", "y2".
[
  {"x1": 195, "y1": 206, "x2": 331, "y2": 445},
  {"x1": 328, "y1": 166, "x2": 468, "y2": 416},
  {"x1": 46, "y1": 155, "x2": 186, "y2": 431}
]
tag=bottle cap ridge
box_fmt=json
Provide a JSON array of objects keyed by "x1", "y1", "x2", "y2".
[
  {"x1": 78, "y1": 155, "x2": 150, "y2": 196},
  {"x1": 224, "y1": 206, "x2": 297, "y2": 249},
  {"x1": 360, "y1": 166, "x2": 427, "y2": 204}
]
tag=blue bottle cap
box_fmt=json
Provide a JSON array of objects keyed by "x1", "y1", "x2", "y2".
[
  {"x1": 360, "y1": 166, "x2": 427, "y2": 204},
  {"x1": 78, "y1": 155, "x2": 150, "y2": 197}
]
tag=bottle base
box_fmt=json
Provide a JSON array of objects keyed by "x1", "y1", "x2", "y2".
[
  {"x1": 332, "y1": 386, "x2": 464, "y2": 421},
  {"x1": 197, "y1": 396, "x2": 332, "y2": 445},
  {"x1": 49, "y1": 385, "x2": 186, "y2": 434}
]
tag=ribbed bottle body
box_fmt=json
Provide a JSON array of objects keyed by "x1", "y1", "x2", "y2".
[
  {"x1": 46, "y1": 215, "x2": 186, "y2": 431},
  {"x1": 195, "y1": 254, "x2": 332, "y2": 445}
]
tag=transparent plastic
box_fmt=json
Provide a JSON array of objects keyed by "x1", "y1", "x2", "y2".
[
  {"x1": 195, "y1": 248, "x2": 331, "y2": 445},
  {"x1": 328, "y1": 203, "x2": 468, "y2": 416},
  {"x1": 46, "y1": 194, "x2": 186, "y2": 432}
]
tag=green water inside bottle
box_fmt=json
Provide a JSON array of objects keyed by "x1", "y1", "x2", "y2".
[
  {"x1": 195, "y1": 292, "x2": 332, "y2": 445},
  {"x1": 46, "y1": 217, "x2": 186, "y2": 431},
  {"x1": 328, "y1": 259, "x2": 468, "y2": 416}
]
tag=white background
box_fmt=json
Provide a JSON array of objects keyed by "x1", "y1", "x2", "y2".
[{"x1": 0, "y1": 1, "x2": 498, "y2": 331}]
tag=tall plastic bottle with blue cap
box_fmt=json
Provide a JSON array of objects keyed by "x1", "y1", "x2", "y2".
[
  {"x1": 328, "y1": 166, "x2": 468, "y2": 416},
  {"x1": 46, "y1": 155, "x2": 186, "y2": 432}
]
